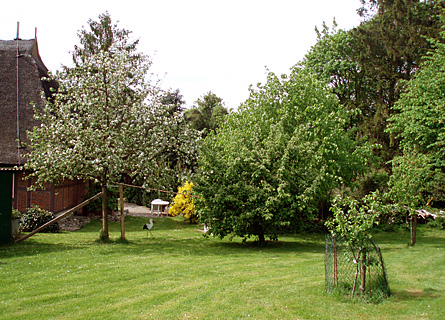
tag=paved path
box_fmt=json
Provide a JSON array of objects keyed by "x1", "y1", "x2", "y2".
[{"x1": 123, "y1": 202, "x2": 152, "y2": 217}]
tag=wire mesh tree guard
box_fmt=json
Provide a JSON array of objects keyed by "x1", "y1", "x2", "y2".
[{"x1": 325, "y1": 234, "x2": 390, "y2": 301}]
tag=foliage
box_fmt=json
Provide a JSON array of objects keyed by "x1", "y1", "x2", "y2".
[
  {"x1": 302, "y1": 2, "x2": 443, "y2": 171},
  {"x1": 12, "y1": 209, "x2": 22, "y2": 219},
  {"x1": 25, "y1": 13, "x2": 199, "y2": 239},
  {"x1": 427, "y1": 216, "x2": 445, "y2": 230},
  {"x1": 184, "y1": 91, "x2": 229, "y2": 137},
  {"x1": 387, "y1": 150, "x2": 434, "y2": 209},
  {"x1": 326, "y1": 192, "x2": 382, "y2": 249},
  {"x1": 387, "y1": 30, "x2": 445, "y2": 209},
  {"x1": 124, "y1": 89, "x2": 201, "y2": 208},
  {"x1": 351, "y1": 170, "x2": 390, "y2": 200},
  {"x1": 302, "y1": 21, "x2": 363, "y2": 111},
  {"x1": 195, "y1": 68, "x2": 372, "y2": 245},
  {"x1": 352, "y1": 0, "x2": 443, "y2": 163},
  {"x1": 72, "y1": 11, "x2": 140, "y2": 65},
  {"x1": 160, "y1": 88, "x2": 186, "y2": 113},
  {"x1": 85, "y1": 183, "x2": 118, "y2": 213},
  {"x1": 325, "y1": 191, "x2": 385, "y2": 296},
  {"x1": 20, "y1": 205, "x2": 60, "y2": 233},
  {"x1": 169, "y1": 181, "x2": 197, "y2": 223}
]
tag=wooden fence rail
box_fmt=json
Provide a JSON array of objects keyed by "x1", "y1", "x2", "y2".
[{"x1": 16, "y1": 192, "x2": 103, "y2": 243}]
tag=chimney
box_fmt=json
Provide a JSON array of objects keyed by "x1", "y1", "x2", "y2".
[{"x1": 14, "y1": 21, "x2": 21, "y2": 40}]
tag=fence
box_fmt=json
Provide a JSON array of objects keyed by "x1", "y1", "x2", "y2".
[{"x1": 325, "y1": 234, "x2": 390, "y2": 300}]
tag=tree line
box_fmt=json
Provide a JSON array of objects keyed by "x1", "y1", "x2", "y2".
[
  {"x1": 25, "y1": 1, "x2": 445, "y2": 243},
  {"x1": 195, "y1": 0, "x2": 445, "y2": 244}
]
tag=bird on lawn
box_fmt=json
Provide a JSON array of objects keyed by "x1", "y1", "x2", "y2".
[{"x1": 143, "y1": 219, "x2": 155, "y2": 238}]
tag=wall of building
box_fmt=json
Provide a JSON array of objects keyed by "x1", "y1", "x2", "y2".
[{"x1": 14, "y1": 171, "x2": 88, "y2": 214}]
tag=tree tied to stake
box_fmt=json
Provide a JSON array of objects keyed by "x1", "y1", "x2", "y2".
[
  {"x1": 326, "y1": 191, "x2": 383, "y2": 296},
  {"x1": 25, "y1": 12, "x2": 199, "y2": 240}
]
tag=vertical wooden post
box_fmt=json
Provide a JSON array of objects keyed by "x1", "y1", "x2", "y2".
[
  {"x1": 119, "y1": 184, "x2": 125, "y2": 240},
  {"x1": 101, "y1": 184, "x2": 109, "y2": 240},
  {"x1": 410, "y1": 214, "x2": 417, "y2": 246},
  {"x1": 360, "y1": 248, "x2": 367, "y2": 296},
  {"x1": 333, "y1": 235, "x2": 338, "y2": 287}
]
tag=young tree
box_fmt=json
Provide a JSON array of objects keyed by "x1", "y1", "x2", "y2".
[
  {"x1": 25, "y1": 13, "x2": 198, "y2": 240},
  {"x1": 195, "y1": 68, "x2": 372, "y2": 245},
  {"x1": 326, "y1": 192, "x2": 382, "y2": 296}
]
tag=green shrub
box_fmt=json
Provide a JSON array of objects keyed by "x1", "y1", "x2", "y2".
[
  {"x1": 124, "y1": 184, "x2": 143, "y2": 205},
  {"x1": 21, "y1": 206, "x2": 60, "y2": 233},
  {"x1": 12, "y1": 209, "x2": 22, "y2": 219},
  {"x1": 352, "y1": 171, "x2": 390, "y2": 200},
  {"x1": 427, "y1": 216, "x2": 445, "y2": 230}
]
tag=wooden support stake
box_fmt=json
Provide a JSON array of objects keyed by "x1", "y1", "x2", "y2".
[
  {"x1": 333, "y1": 235, "x2": 338, "y2": 287},
  {"x1": 119, "y1": 184, "x2": 125, "y2": 240},
  {"x1": 16, "y1": 192, "x2": 103, "y2": 243}
]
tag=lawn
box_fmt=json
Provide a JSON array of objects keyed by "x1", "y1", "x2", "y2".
[{"x1": 0, "y1": 217, "x2": 444, "y2": 320}]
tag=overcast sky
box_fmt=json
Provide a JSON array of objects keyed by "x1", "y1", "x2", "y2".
[{"x1": 1, "y1": 0, "x2": 362, "y2": 109}]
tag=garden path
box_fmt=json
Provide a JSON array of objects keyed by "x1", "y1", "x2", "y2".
[{"x1": 123, "y1": 202, "x2": 152, "y2": 217}]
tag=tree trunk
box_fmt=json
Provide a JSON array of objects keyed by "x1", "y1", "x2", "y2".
[
  {"x1": 360, "y1": 248, "x2": 367, "y2": 296},
  {"x1": 258, "y1": 232, "x2": 266, "y2": 246},
  {"x1": 352, "y1": 259, "x2": 359, "y2": 297},
  {"x1": 410, "y1": 214, "x2": 417, "y2": 246},
  {"x1": 101, "y1": 184, "x2": 109, "y2": 240}
]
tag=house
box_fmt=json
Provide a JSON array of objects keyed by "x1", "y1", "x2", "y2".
[{"x1": 0, "y1": 34, "x2": 88, "y2": 233}]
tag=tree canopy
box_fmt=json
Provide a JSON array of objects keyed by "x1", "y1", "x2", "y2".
[
  {"x1": 195, "y1": 68, "x2": 372, "y2": 244},
  {"x1": 184, "y1": 91, "x2": 229, "y2": 137},
  {"x1": 302, "y1": 1, "x2": 443, "y2": 171},
  {"x1": 387, "y1": 29, "x2": 445, "y2": 209}
]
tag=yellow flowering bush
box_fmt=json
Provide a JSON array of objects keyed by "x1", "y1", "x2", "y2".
[{"x1": 169, "y1": 181, "x2": 197, "y2": 223}]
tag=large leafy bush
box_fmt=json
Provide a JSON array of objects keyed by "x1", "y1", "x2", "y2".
[
  {"x1": 195, "y1": 68, "x2": 372, "y2": 244},
  {"x1": 21, "y1": 206, "x2": 60, "y2": 233}
]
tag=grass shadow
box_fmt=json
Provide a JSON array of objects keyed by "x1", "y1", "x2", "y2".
[
  {"x1": 90, "y1": 227, "x2": 327, "y2": 259},
  {"x1": 0, "y1": 240, "x2": 84, "y2": 259}
]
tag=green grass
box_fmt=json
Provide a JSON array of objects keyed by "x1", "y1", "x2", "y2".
[{"x1": 1, "y1": 217, "x2": 444, "y2": 320}]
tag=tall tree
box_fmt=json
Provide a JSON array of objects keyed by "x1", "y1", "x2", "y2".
[
  {"x1": 72, "y1": 11, "x2": 140, "y2": 65},
  {"x1": 352, "y1": 0, "x2": 444, "y2": 164},
  {"x1": 301, "y1": 22, "x2": 374, "y2": 140},
  {"x1": 25, "y1": 13, "x2": 197, "y2": 240},
  {"x1": 184, "y1": 91, "x2": 228, "y2": 137},
  {"x1": 302, "y1": 2, "x2": 443, "y2": 173},
  {"x1": 387, "y1": 29, "x2": 445, "y2": 244},
  {"x1": 195, "y1": 69, "x2": 372, "y2": 245}
]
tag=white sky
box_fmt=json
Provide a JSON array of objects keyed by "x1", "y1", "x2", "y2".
[{"x1": 1, "y1": 0, "x2": 362, "y2": 109}]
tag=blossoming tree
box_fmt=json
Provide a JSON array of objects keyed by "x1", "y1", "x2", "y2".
[{"x1": 25, "y1": 13, "x2": 199, "y2": 240}]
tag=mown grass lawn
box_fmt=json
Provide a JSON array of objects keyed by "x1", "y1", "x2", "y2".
[{"x1": 1, "y1": 216, "x2": 444, "y2": 320}]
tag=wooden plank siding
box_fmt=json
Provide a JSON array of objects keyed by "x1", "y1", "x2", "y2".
[{"x1": 13, "y1": 171, "x2": 88, "y2": 214}]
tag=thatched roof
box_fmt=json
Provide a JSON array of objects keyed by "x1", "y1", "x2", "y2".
[{"x1": 0, "y1": 38, "x2": 58, "y2": 166}]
